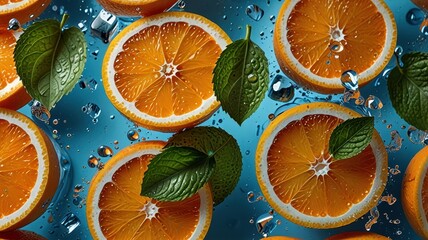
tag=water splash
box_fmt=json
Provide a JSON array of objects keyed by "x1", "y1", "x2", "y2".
[
  {"x1": 365, "y1": 206, "x2": 379, "y2": 231},
  {"x1": 386, "y1": 130, "x2": 403, "y2": 152},
  {"x1": 407, "y1": 126, "x2": 428, "y2": 144}
]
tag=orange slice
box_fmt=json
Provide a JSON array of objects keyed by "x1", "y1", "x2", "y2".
[
  {"x1": 86, "y1": 141, "x2": 213, "y2": 240},
  {"x1": 96, "y1": 0, "x2": 178, "y2": 17},
  {"x1": 0, "y1": 30, "x2": 31, "y2": 110},
  {"x1": 0, "y1": 108, "x2": 59, "y2": 231},
  {"x1": 103, "y1": 12, "x2": 231, "y2": 132},
  {"x1": 402, "y1": 146, "x2": 428, "y2": 239},
  {"x1": 0, "y1": 0, "x2": 50, "y2": 28},
  {"x1": 256, "y1": 102, "x2": 388, "y2": 228},
  {"x1": 0, "y1": 230, "x2": 47, "y2": 240},
  {"x1": 273, "y1": 0, "x2": 397, "y2": 93},
  {"x1": 326, "y1": 232, "x2": 390, "y2": 240}
]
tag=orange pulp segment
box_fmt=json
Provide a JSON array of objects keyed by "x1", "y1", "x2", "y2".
[
  {"x1": 256, "y1": 102, "x2": 388, "y2": 228},
  {"x1": 0, "y1": 0, "x2": 50, "y2": 28},
  {"x1": 96, "y1": 0, "x2": 178, "y2": 17},
  {"x1": 103, "y1": 12, "x2": 231, "y2": 132},
  {"x1": 274, "y1": 0, "x2": 397, "y2": 93},
  {"x1": 0, "y1": 108, "x2": 59, "y2": 231},
  {"x1": 0, "y1": 30, "x2": 30, "y2": 110},
  {"x1": 87, "y1": 141, "x2": 212, "y2": 240}
]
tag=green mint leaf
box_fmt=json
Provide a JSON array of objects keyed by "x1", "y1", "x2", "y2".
[
  {"x1": 166, "y1": 126, "x2": 242, "y2": 205},
  {"x1": 388, "y1": 52, "x2": 428, "y2": 130},
  {"x1": 141, "y1": 146, "x2": 215, "y2": 202},
  {"x1": 213, "y1": 25, "x2": 269, "y2": 125},
  {"x1": 328, "y1": 117, "x2": 375, "y2": 160},
  {"x1": 14, "y1": 14, "x2": 87, "y2": 110}
]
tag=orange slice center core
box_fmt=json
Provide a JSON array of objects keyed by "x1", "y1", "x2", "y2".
[
  {"x1": 98, "y1": 154, "x2": 202, "y2": 239},
  {"x1": 286, "y1": 0, "x2": 387, "y2": 78},
  {"x1": 267, "y1": 114, "x2": 376, "y2": 217},
  {"x1": 113, "y1": 21, "x2": 222, "y2": 118},
  {"x1": 0, "y1": 119, "x2": 38, "y2": 218}
]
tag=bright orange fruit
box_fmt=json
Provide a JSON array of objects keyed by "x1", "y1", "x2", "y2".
[
  {"x1": 402, "y1": 146, "x2": 428, "y2": 239},
  {"x1": 0, "y1": 0, "x2": 50, "y2": 28},
  {"x1": 256, "y1": 102, "x2": 388, "y2": 228},
  {"x1": 0, "y1": 108, "x2": 59, "y2": 231},
  {"x1": 86, "y1": 141, "x2": 213, "y2": 240},
  {"x1": 0, "y1": 30, "x2": 30, "y2": 110},
  {"x1": 103, "y1": 12, "x2": 231, "y2": 132},
  {"x1": 274, "y1": 0, "x2": 397, "y2": 93}
]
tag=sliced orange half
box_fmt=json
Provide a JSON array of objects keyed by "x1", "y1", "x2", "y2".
[
  {"x1": 273, "y1": 0, "x2": 397, "y2": 93},
  {"x1": 0, "y1": 0, "x2": 50, "y2": 28},
  {"x1": 0, "y1": 30, "x2": 31, "y2": 110},
  {"x1": 326, "y1": 231, "x2": 390, "y2": 240},
  {"x1": 103, "y1": 12, "x2": 231, "y2": 132},
  {"x1": 96, "y1": 0, "x2": 178, "y2": 17},
  {"x1": 0, "y1": 108, "x2": 59, "y2": 231},
  {"x1": 86, "y1": 141, "x2": 213, "y2": 240},
  {"x1": 402, "y1": 146, "x2": 428, "y2": 239},
  {"x1": 256, "y1": 102, "x2": 388, "y2": 228}
]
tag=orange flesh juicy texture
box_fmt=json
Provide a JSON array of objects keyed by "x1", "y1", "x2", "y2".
[
  {"x1": 0, "y1": 119, "x2": 38, "y2": 217},
  {"x1": 0, "y1": 0, "x2": 23, "y2": 5},
  {"x1": 267, "y1": 114, "x2": 376, "y2": 217},
  {"x1": 98, "y1": 154, "x2": 202, "y2": 239},
  {"x1": 287, "y1": 0, "x2": 386, "y2": 78},
  {"x1": 114, "y1": 21, "x2": 222, "y2": 118},
  {"x1": 0, "y1": 30, "x2": 18, "y2": 90}
]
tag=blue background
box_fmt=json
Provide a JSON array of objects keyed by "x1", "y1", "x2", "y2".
[{"x1": 14, "y1": 0, "x2": 428, "y2": 239}]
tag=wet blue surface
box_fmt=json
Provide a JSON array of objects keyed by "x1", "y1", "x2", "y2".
[{"x1": 14, "y1": 0, "x2": 428, "y2": 239}]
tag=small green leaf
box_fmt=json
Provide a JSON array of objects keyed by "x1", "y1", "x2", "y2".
[
  {"x1": 388, "y1": 52, "x2": 428, "y2": 130},
  {"x1": 14, "y1": 14, "x2": 87, "y2": 110},
  {"x1": 213, "y1": 25, "x2": 269, "y2": 125},
  {"x1": 141, "y1": 147, "x2": 215, "y2": 202},
  {"x1": 166, "y1": 126, "x2": 242, "y2": 205},
  {"x1": 328, "y1": 117, "x2": 375, "y2": 160}
]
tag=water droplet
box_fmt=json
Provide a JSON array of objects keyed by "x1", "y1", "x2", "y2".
[
  {"x1": 268, "y1": 75, "x2": 294, "y2": 102},
  {"x1": 72, "y1": 196, "x2": 83, "y2": 205},
  {"x1": 31, "y1": 101, "x2": 51, "y2": 123},
  {"x1": 74, "y1": 184, "x2": 83, "y2": 193},
  {"x1": 381, "y1": 194, "x2": 397, "y2": 205},
  {"x1": 177, "y1": 0, "x2": 185, "y2": 9},
  {"x1": 246, "y1": 4, "x2": 264, "y2": 21},
  {"x1": 407, "y1": 126, "x2": 428, "y2": 144},
  {"x1": 421, "y1": 19, "x2": 428, "y2": 35},
  {"x1": 365, "y1": 95, "x2": 383, "y2": 110},
  {"x1": 52, "y1": 119, "x2": 59, "y2": 125},
  {"x1": 7, "y1": 18, "x2": 20, "y2": 30},
  {"x1": 397, "y1": 230, "x2": 402, "y2": 235},
  {"x1": 365, "y1": 206, "x2": 379, "y2": 231},
  {"x1": 81, "y1": 103, "x2": 101, "y2": 119},
  {"x1": 256, "y1": 211, "x2": 278, "y2": 237},
  {"x1": 390, "y1": 219, "x2": 401, "y2": 225},
  {"x1": 127, "y1": 129, "x2": 139, "y2": 141},
  {"x1": 87, "y1": 79, "x2": 98, "y2": 91},
  {"x1": 329, "y1": 41, "x2": 344, "y2": 53},
  {"x1": 247, "y1": 73, "x2": 258, "y2": 82},
  {"x1": 60, "y1": 213, "x2": 80, "y2": 234},
  {"x1": 389, "y1": 165, "x2": 401, "y2": 175},
  {"x1": 97, "y1": 145, "x2": 113, "y2": 157},
  {"x1": 341, "y1": 70, "x2": 359, "y2": 91},
  {"x1": 394, "y1": 46, "x2": 403, "y2": 56},
  {"x1": 110, "y1": 115, "x2": 115, "y2": 120},
  {"x1": 406, "y1": 8, "x2": 425, "y2": 25},
  {"x1": 222, "y1": 15, "x2": 227, "y2": 20},
  {"x1": 87, "y1": 155, "x2": 99, "y2": 168},
  {"x1": 386, "y1": 130, "x2": 403, "y2": 152},
  {"x1": 77, "y1": 21, "x2": 87, "y2": 33}
]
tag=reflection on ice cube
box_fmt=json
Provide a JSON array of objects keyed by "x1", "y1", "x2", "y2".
[
  {"x1": 91, "y1": 9, "x2": 118, "y2": 43},
  {"x1": 60, "y1": 212, "x2": 80, "y2": 234}
]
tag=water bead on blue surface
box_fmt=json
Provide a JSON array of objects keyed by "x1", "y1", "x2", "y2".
[
  {"x1": 127, "y1": 129, "x2": 139, "y2": 141},
  {"x1": 406, "y1": 8, "x2": 425, "y2": 25},
  {"x1": 177, "y1": 0, "x2": 186, "y2": 9},
  {"x1": 87, "y1": 155, "x2": 99, "y2": 168},
  {"x1": 365, "y1": 95, "x2": 383, "y2": 110},
  {"x1": 81, "y1": 103, "x2": 101, "y2": 119},
  {"x1": 97, "y1": 145, "x2": 113, "y2": 157},
  {"x1": 407, "y1": 126, "x2": 428, "y2": 144},
  {"x1": 31, "y1": 100, "x2": 51, "y2": 123},
  {"x1": 268, "y1": 75, "x2": 294, "y2": 102},
  {"x1": 340, "y1": 70, "x2": 359, "y2": 91},
  {"x1": 246, "y1": 5, "x2": 264, "y2": 21}
]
